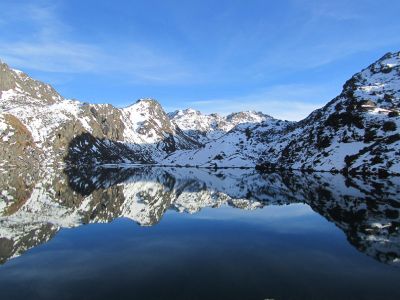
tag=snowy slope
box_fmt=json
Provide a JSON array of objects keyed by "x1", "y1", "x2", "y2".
[
  {"x1": 165, "y1": 119, "x2": 291, "y2": 167},
  {"x1": 167, "y1": 51, "x2": 400, "y2": 174},
  {"x1": 263, "y1": 51, "x2": 400, "y2": 175}
]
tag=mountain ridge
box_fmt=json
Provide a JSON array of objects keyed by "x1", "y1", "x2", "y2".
[
  {"x1": 167, "y1": 51, "x2": 400, "y2": 175},
  {"x1": 168, "y1": 108, "x2": 273, "y2": 143},
  {"x1": 0, "y1": 51, "x2": 399, "y2": 175}
]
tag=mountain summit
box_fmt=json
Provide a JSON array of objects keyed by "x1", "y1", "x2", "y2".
[
  {"x1": 168, "y1": 109, "x2": 272, "y2": 143},
  {"x1": 0, "y1": 62, "x2": 62, "y2": 104}
]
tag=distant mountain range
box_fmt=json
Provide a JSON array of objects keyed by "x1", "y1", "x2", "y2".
[{"x1": 0, "y1": 51, "x2": 399, "y2": 175}]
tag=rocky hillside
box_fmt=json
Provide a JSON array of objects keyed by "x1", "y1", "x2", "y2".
[
  {"x1": 261, "y1": 51, "x2": 400, "y2": 175},
  {"x1": 167, "y1": 51, "x2": 400, "y2": 175}
]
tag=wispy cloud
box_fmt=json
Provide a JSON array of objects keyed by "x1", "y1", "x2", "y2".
[
  {"x1": 1, "y1": 0, "x2": 399, "y2": 86},
  {"x1": 0, "y1": 42, "x2": 101, "y2": 73},
  {"x1": 0, "y1": 1, "x2": 193, "y2": 84},
  {"x1": 1, "y1": 0, "x2": 399, "y2": 111},
  {"x1": 259, "y1": 38, "x2": 400, "y2": 73},
  {"x1": 234, "y1": 0, "x2": 400, "y2": 74}
]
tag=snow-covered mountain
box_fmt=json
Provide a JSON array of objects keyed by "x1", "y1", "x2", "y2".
[
  {"x1": 167, "y1": 51, "x2": 400, "y2": 175},
  {"x1": 261, "y1": 51, "x2": 400, "y2": 175},
  {"x1": 168, "y1": 108, "x2": 272, "y2": 143},
  {"x1": 1, "y1": 51, "x2": 400, "y2": 174},
  {"x1": 0, "y1": 61, "x2": 201, "y2": 167}
]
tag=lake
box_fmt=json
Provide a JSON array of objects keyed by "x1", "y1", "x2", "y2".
[{"x1": 0, "y1": 166, "x2": 399, "y2": 300}]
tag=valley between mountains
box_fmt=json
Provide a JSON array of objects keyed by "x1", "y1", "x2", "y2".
[{"x1": 0, "y1": 51, "x2": 399, "y2": 175}]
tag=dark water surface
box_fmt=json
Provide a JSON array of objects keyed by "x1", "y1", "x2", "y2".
[{"x1": 0, "y1": 166, "x2": 399, "y2": 300}]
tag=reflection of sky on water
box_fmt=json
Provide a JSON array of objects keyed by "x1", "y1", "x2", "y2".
[
  {"x1": 0, "y1": 202, "x2": 399, "y2": 300},
  {"x1": 167, "y1": 203, "x2": 330, "y2": 233}
]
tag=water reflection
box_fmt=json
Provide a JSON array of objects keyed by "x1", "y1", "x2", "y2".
[{"x1": 0, "y1": 166, "x2": 399, "y2": 265}]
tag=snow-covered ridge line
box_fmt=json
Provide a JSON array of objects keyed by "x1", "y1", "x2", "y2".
[
  {"x1": 1, "y1": 51, "x2": 400, "y2": 174},
  {"x1": 167, "y1": 108, "x2": 274, "y2": 143},
  {"x1": 166, "y1": 51, "x2": 400, "y2": 175}
]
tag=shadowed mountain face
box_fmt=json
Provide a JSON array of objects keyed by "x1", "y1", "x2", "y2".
[{"x1": 0, "y1": 166, "x2": 398, "y2": 266}]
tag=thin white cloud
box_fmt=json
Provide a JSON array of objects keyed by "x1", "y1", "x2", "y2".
[
  {"x1": 261, "y1": 37, "x2": 400, "y2": 72},
  {"x1": 0, "y1": 2, "x2": 193, "y2": 84},
  {"x1": 1, "y1": 0, "x2": 399, "y2": 87},
  {"x1": 234, "y1": 0, "x2": 400, "y2": 74},
  {"x1": 0, "y1": 42, "x2": 101, "y2": 73}
]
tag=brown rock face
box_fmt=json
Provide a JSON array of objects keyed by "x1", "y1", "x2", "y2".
[
  {"x1": 0, "y1": 114, "x2": 41, "y2": 168},
  {"x1": 81, "y1": 104, "x2": 126, "y2": 141},
  {"x1": 0, "y1": 62, "x2": 62, "y2": 104}
]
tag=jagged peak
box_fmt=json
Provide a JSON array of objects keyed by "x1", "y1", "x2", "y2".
[
  {"x1": 183, "y1": 108, "x2": 201, "y2": 114},
  {"x1": 135, "y1": 98, "x2": 161, "y2": 106},
  {"x1": 0, "y1": 60, "x2": 35, "y2": 85},
  {"x1": 0, "y1": 61, "x2": 19, "y2": 91},
  {"x1": 168, "y1": 108, "x2": 226, "y2": 119},
  {"x1": 169, "y1": 108, "x2": 272, "y2": 122},
  {"x1": 0, "y1": 58, "x2": 63, "y2": 104},
  {"x1": 377, "y1": 51, "x2": 400, "y2": 64},
  {"x1": 338, "y1": 50, "x2": 400, "y2": 110},
  {"x1": 365, "y1": 51, "x2": 400, "y2": 75},
  {"x1": 344, "y1": 51, "x2": 400, "y2": 87},
  {"x1": 226, "y1": 110, "x2": 273, "y2": 122},
  {"x1": 124, "y1": 98, "x2": 164, "y2": 111},
  {"x1": 168, "y1": 108, "x2": 202, "y2": 119}
]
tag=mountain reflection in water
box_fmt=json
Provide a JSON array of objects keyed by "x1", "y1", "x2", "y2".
[{"x1": 0, "y1": 166, "x2": 399, "y2": 267}]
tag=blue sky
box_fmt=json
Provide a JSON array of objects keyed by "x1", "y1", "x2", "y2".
[{"x1": 1, "y1": 0, "x2": 399, "y2": 120}]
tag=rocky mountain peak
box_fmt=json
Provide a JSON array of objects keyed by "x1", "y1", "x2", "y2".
[
  {"x1": 342, "y1": 51, "x2": 400, "y2": 110},
  {"x1": 0, "y1": 60, "x2": 63, "y2": 105},
  {"x1": 119, "y1": 97, "x2": 199, "y2": 153},
  {"x1": 182, "y1": 108, "x2": 202, "y2": 114},
  {"x1": 168, "y1": 108, "x2": 271, "y2": 143},
  {"x1": 0, "y1": 62, "x2": 18, "y2": 92},
  {"x1": 134, "y1": 98, "x2": 162, "y2": 108},
  {"x1": 226, "y1": 111, "x2": 272, "y2": 124},
  {"x1": 168, "y1": 108, "x2": 203, "y2": 119},
  {"x1": 124, "y1": 98, "x2": 170, "y2": 123}
]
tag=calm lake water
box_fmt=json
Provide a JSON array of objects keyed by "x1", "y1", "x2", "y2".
[{"x1": 0, "y1": 166, "x2": 399, "y2": 300}]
